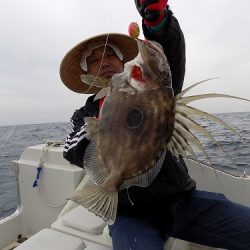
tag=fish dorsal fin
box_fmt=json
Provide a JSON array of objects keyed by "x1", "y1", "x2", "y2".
[
  {"x1": 84, "y1": 139, "x2": 107, "y2": 185},
  {"x1": 120, "y1": 149, "x2": 167, "y2": 190}
]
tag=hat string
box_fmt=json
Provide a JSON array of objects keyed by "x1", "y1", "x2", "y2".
[{"x1": 83, "y1": 34, "x2": 110, "y2": 94}]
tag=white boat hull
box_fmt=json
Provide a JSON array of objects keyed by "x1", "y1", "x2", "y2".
[{"x1": 1, "y1": 144, "x2": 249, "y2": 249}]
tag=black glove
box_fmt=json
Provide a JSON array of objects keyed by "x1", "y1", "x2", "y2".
[{"x1": 135, "y1": 0, "x2": 168, "y2": 26}]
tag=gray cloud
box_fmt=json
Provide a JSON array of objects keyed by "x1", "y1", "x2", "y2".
[{"x1": 0, "y1": 0, "x2": 249, "y2": 125}]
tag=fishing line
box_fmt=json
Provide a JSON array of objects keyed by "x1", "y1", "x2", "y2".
[
  {"x1": 83, "y1": 33, "x2": 110, "y2": 94},
  {"x1": 34, "y1": 141, "x2": 67, "y2": 208},
  {"x1": 0, "y1": 125, "x2": 15, "y2": 151},
  {"x1": 126, "y1": 188, "x2": 134, "y2": 206}
]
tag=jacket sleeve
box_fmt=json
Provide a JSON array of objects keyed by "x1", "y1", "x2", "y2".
[
  {"x1": 63, "y1": 95, "x2": 99, "y2": 168},
  {"x1": 142, "y1": 9, "x2": 186, "y2": 95}
]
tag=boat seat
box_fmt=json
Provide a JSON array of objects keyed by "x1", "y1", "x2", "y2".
[
  {"x1": 62, "y1": 205, "x2": 107, "y2": 235},
  {"x1": 52, "y1": 205, "x2": 222, "y2": 250},
  {"x1": 14, "y1": 228, "x2": 85, "y2": 250},
  {"x1": 51, "y1": 205, "x2": 112, "y2": 248},
  {"x1": 85, "y1": 242, "x2": 112, "y2": 250}
]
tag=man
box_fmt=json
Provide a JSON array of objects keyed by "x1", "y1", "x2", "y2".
[{"x1": 60, "y1": 1, "x2": 250, "y2": 249}]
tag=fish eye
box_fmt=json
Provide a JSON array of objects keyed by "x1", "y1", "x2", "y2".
[{"x1": 126, "y1": 108, "x2": 144, "y2": 129}]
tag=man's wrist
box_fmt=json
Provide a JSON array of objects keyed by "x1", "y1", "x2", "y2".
[{"x1": 145, "y1": 8, "x2": 168, "y2": 33}]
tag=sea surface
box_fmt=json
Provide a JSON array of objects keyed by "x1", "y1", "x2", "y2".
[{"x1": 0, "y1": 112, "x2": 250, "y2": 219}]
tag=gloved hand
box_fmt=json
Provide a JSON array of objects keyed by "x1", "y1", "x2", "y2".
[{"x1": 135, "y1": 0, "x2": 168, "y2": 27}]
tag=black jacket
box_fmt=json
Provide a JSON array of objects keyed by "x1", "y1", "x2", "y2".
[{"x1": 63, "y1": 10, "x2": 196, "y2": 215}]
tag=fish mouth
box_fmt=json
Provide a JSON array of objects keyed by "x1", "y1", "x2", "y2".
[
  {"x1": 136, "y1": 39, "x2": 152, "y2": 66},
  {"x1": 136, "y1": 39, "x2": 163, "y2": 70},
  {"x1": 133, "y1": 39, "x2": 172, "y2": 88}
]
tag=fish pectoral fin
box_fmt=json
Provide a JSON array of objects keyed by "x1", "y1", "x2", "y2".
[
  {"x1": 80, "y1": 74, "x2": 110, "y2": 89},
  {"x1": 67, "y1": 186, "x2": 118, "y2": 224},
  {"x1": 94, "y1": 87, "x2": 110, "y2": 101},
  {"x1": 84, "y1": 117, "x2": 99, "y2": 139}
]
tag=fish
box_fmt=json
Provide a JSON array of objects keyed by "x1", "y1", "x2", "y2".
[{"x1": 68, "y1": 39, "x2": 250, "y2": 224}]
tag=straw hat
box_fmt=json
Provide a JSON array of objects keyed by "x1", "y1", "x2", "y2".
[{"x1": 60, "y1": 33, "x2": 138, "y2": 94}]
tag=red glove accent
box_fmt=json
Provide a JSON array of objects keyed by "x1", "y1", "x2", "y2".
[{"x1": 144, "y1": 0, "x2": 168, "y2": 26}]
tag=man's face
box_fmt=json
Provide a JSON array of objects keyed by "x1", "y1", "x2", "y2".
[{"x1": 86, "y1": 46, "x2": 124, "y2": 79}]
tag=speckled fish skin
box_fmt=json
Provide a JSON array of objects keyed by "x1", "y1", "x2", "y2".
[
  {"x1": 68, "y1": 39, "x2": 250, "y2": 224},
  {"x1": 68, "y1": 39, "x2": 175, "y2": 223},
  {"x1": 97, "y1": 85, "x2": 175, "y2": 191},
  {"x1": 94, "y1": 39, "x2": 175, "y2": 192}
]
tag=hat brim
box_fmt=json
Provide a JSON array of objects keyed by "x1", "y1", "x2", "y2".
[{"x1": 60, "y1": 33, "x2": 138, "y2": 94}]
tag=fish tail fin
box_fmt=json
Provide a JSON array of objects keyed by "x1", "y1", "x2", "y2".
[{"x1": 67, "y1": 186, "x2": 118, "y2": 224}]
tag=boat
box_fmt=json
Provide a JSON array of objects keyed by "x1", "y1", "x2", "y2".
[{"x1": 0, "y1": 140, "x2": 249, "y2": 250}]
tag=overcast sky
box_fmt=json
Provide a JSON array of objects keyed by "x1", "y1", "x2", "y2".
[{"x1": 0, "y1": 0, "x2": 250, "y2": 126}]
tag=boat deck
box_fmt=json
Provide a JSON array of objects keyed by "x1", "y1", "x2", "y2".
[{"x1": 1, "y1": 144, "x2": 249, "y2": 250}]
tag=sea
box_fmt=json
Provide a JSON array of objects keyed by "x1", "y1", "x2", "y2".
[{"x1": 0, "y1": 112, "x2": 250, "y2": 219}]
